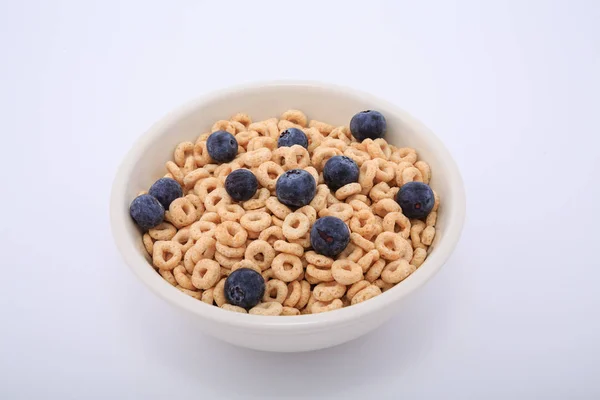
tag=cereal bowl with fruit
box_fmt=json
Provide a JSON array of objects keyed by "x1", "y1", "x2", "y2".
[{"x1": 110, "y1": 81, "x2": 466, "y2": 352}]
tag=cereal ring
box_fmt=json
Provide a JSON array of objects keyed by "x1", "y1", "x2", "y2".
[
  {"x1": 295, "y1": 281, "x2": 312, "y2": 310},
  {"x1": 283, "y1": 281, "x2": 302, "y2": 307},
  {"x1": 433, "y1": 191, "x2": 440, "y2": 212},
  {"x1": 375, "y1": 232, "x2": 413, "y2": 261},
  {"x1": 343, "y1": 147, "x2": 371, "y2": 166},
  {"x1": 309, "y1": 120, "x2": 335, "y2": 135},
  {"x1": 143, "y1": 233, "x2": 154, "y2": 255},
  {"x1": 244, "y1": 148, "x2": 272, "y2": 168},
  {"x1": 240, "y1": 211, "x2": 271, "y2": 233},
  {"x1": 220, "y1": 267, "x2": 232, "y2": 277},
  {"x1": 421, "y1": 226, "x2": 436, "y2": 246},
  {"x1": 231, "y1": 113, "x2": 252, "y2": 128},
  {"x1": 261, "y1": 268, "x2": 274, "y2": 281},
  {"x1": 414, "y1": 161, "x2": 431, "y2": 184},
  {"x1": 381, "y1": 260, "x2": 416, "y2": 284},
  {"x1": 296, "y1": 205, "x2": 317, "y2": 225},
  {"x1": 200, "y1": 212, "x2": 220, "y2": 224},
  {"x1": 152, "y1": 241, "x2": 182, "y2": 270},
  {"x1": 328, "y1": 125, "x2": 351, "y2": 142},
  {"x1": 426, "y1": 211, "x2": 437, "y2": 227},
  {"x1": 214, "y1": 162, "x2": 242, "y2": 180},
  {"x1": 305, "y1": 251, "x2": 334, "y2": 267},
  {"x1": 401, "y1": 167, "x2": 424, "y2": 185},
  {"x1": 282, "y1": 212, "x2": 310, "y2": 240},
  {"x1": 411, "y1": 247, "x2": 427, "y2": 267},
  {"x1": 258, "y1": 226, "x2": 284, "y2": 246},
  {"x1": 313, "y1": 282, "x2": 346, "y2": 302},
  {"x1": 185, "y1": 194, "x2": 204, "y2": 213},
  {"x1": 369, "y1": 182, "x2": 397, "y2": 202},
  {"x1": 390, "y1": 147, "x2": 417, "y2": 164},
  {"x1": 213, "y1": 278, "x2": 227, "y2": 307},
  {"x1": 165, "y1": 161, "x2": 184, "y2": 184},
  {"x1": 189, "y1": 220, "x2": 216, "y2": 241},
  {"x1": 349, "y1": 210, "x2": 379, "y2": 239},
  {"x1": 351, "y1": 285, "x2": 382, "y2": 305},
  {"x1": 321, "y1": 138, "x2": 348, "y2": 152},
  {"x1": 372, "y1": 198, "x2": 402, "y2": 217},
  {"x1": 266, "y1": 197, "x2": 292, "y2": 220},
  {"x1": 318, "y1": 203, "x2": 353, "y2": 221},
  {"x1": 174, "y1": 141, "x2": 194, "y2": 167},
  {"x1": 168, "y1": 197, "x2": 198, "y2": 228},
  {"x1": 278, "y1": 119, "x2": 302, "y2": 131},
  {"x1": 272, "y1": 253, "x2": 303, "y2": 282},
  {"x1": 365, "y1": 259, "x2": 386, "y2": 282},
  {"x1": 263, "y1": 279, "x2": 288, "y2": 304},
  {"x1": 273, "y1": 240, "x2": 304, "y2": 257},
  {"x1": 339, "y1": 245, "x2": 364, "y2": 263},
  {"x1": 410, "y1": 220, "x2": 427, "y2": 249},
  {"x1": 173, "y1": 265, "x2": 195, "y2": 290},
  {"x1": 393, "y1": 161, "x2": 413, "y2": 186},
  {"x1": 235, "y1": 130, "x2": 259, "y2": 148},
  {"x1": 359, "y1": 160, "x2": 377, "y2": 194},
  {"x1": 211, "y1": 120, "x2": 236, "y2": 134},
  {"x1": 304, "y1": 166, "x2": 319, "y2": 184},
  {"x1": 215, "y1": 221, "x2": 247, "y2": 247},
  {"x1": 177, "y1": 286, "x2": 202, "y2": 300},
  {"x1": 348, "y1": 199, "x2": 371, "y2": 212},
  {"x1": 182, "y1": 155, "x2": 197, "y2": 176},
  {"x1": 215, "y1": 241, "x2": 246, "y2": 258},
  {"x1": 289, "y1": 233, "x2": 311, "y2": 249},
  {"x1": 159, "y1": 269, "x2": 177, "y2": 286},
  {"x1": 148, "y1": 222, "x2": 176, "y2": 241},
  {"x1": 335, "y1": 182, "x2": 361, "y2": 200},
  {"x1": 194, "y1": 177, "x2": 221, "y2": 201},
  {"x1": 204, "y1": 187, "x2": 231, "y2": 212},
  {"x1": 326, "y1": 191, "x2": 341, "y2": 206},
  {"x1": 357, "y1": 249, "x2": 381, "y2": 273},
  {"x1": 281, "y1": 307, "x2": 300, "y2": 316},
  {"x1": 192, "y1": 259, "x2": 221, "y2": 290},
  {"x1": 256, "y1": 161, "x2": 284, "y2": 191},
  {"x1": 271, "y1": 215, "x2": 283, "y2": 227},
  {"x1": 216, "y1": 204, "x2": 245, "y2": 222},
  {"x1": 350, "y1": 232, "x2": 375, "y2": 251},
  {"x1": 201, "y1": 288, "x2": 214, "y2": 305},
  {"x1": 346, "y1": 280, "x2": 370, "y2": 301},
  {"x1": 281, "y1": 109, "x2": 307, "y2": 127},
  {"x1": 374, "y1": 138, "x2": 392, "y2": 159},
  {"x1": 242, "y1": 187, "x2": 271, "y2": 210},
  {"x1": 231, "y1": 259, "x2": 261, "y2": 275},
  {"x1": 249, "y1": 302, "x2": 283, "y2": 316},
  {"x1": 221, "y1": 304, "x2": 248, "y2": 313},
  {"x1": 311, "y1": 299, "x2": 343, "y2": 314},
  {"x1": 172, "y1": 227, "x2": 195, "y2": 253},
  {"x1": 382, "y1": 212, "x2": 411, "y2": 239},
  {"x1": 183, "y1": 236, "x2": 216, "y2": 273},
  {"x1": 309, "y1": 184, "x2": 329, "y2": 212},
  {"x1": 247, "y1": 122, "x2": 269, "y2": 136},
  {"x1": 331, "y1": 259, "x2": 363, "y2": 285},
  {"x1": 312, "y1": 147, "x2": 342, "y2": 171},
  {"x1": 244, "y1": 240, "x2": 275, "y2": 271},
  {"x1": 305, "y1": 127, "x2": 325, "y2": 153},
  {"x1": 247, "y1": 136, "x2": 277, "y2": 152},
  {"x1": 214, "y1": 251, "x2": 242, "y2": 268}
]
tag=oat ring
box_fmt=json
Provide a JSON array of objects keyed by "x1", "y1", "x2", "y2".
[
  {"x1": 283, "y1": 281, "x2": 302, "y2": 307},
  {"x1": 359, "y1": 160, "x2": 377, "y2": 194},
  {"x1": 168, "y1": 197, "x2": 198, "y2": 228},
  {"x1": 281, "y1": 109, "x2": 307, "y2": 127},
  {"x1": 381, "y1": 259, "x2": 416, "y2": 284},
  {"x1": 311, "y1": 299, "x2": 343, "y2": 314},
  {"x1": 194, "y1": 177, "x2": 222, "y2": 202},
  {"x1": 256, "y1": 161, "x2": 284, "y2": 191},
  {"x1": 365, "y1": 259, "x2": 386, "y2": 282},
  {"x1": 183, "y1": 236, "x2": 216, "y2": 273},
  {"x1": 173, "y1": 265, "x2": 195, "y2": 290},
  {"x1": 244, "y1": 240, "x2": 275, "y2": 271},
  {"x1": 282, "y1": 212, "x2": 310, "y2": 240},
  {"x1": 243, "y1": 187, "x2": 271, "y2": 210},
  {"x1": 216, "y1": 204, "x2": 245, "y2": 222},
  {"x1": 231, "y1": 259, "x2": 262, "y2": 275},
  {"x1": 249, "y1": 302, "x2": 283, "y2": 316},
  {"x1": 265, "y1": 197, "x2": 292, "y2": 220},
  {"x1": 331, "y1": 259, "x2": 363, "y2": 285},
  {"x1": 149, "y1": 222, "x2": 176, "y2": 241},
  {"x1": 152, "y1": 241, "x2": 182, "y2": 270},
  {"x1": 273, "y1": 240, "x2": 304, "y2": 257},
  {"x1": 193, "y1": 141, "x2": 211, "y2": 167},
  {"x1": 357, "y1": 249, "x2": 381, "y2": 273},
  {"x1": 211, "y1": 120, "x2": 236, "y2": 134},
  {"x1": 351, "y1": 285, "x2": 382, "y2": 305},
  {"x1": 318, "y1": 203, "x2": 353, "y2": 221},
  {"x1": 189, "y1": 220, "x2": 216, "y2": 241},
  {"x1": 174, "y1": 142, "x2": 194, "y2": 167},
  {"x1": 382, "y1": 212, "x2": 411, "y2": 239},
  {"x1": 263, "y1": 279, "x2": 288, "y2": 304},
  {"x1": 191, "y1": 259, "x2": 222, "y2": 290},
  {"x1": 311, "y1": 147, "x2": 343, "y2": 171},
  {"x1": 372, "y1": 198, "x2": 402, "y2": 217},
  {"x1": 335, "y1": 183, "x2": 362, "y2": 200},
  {"x1": 247, "y1": 136, "x2": 277, "y2": 152},
  {"x1": 215, "y1": 241, "x2": 246, "y2": 258},
  {"x1": 375, "y1": 232, "x2": 413, "y2": 261},
  {"x1": 309, "y1": 184, "x2": 329, "y2": 212},
  {"x1": 171, "y1": 227, "x2": 195, "y2": 254},
  {"x1": 343, "y1": 147, "x2": 371, "y2": 166},
  {"x1": 313, "y1": 282, "x2": 346, "y2": 302},
  {"x1": 346, "y1": 280, "x2": 370, "y2": 301},
  {"x1": 240, "y1": 211, "x2": 271, "y2": 233},
  {"x1": 204, "y1": 188, "x2": 231, "y2": 213},
  {"x1": 390, "y1": 147, "x2": 417, "y2": 164},
  {"x1": 258, "y1": 225, "x2": 284, "y2": 246},
  {"x1": 272, "y1": 253, "x2": 303, "y2": 282},
  {"x1": 215, "y1": 221, "x2": 248, "y2": 247},
  {"x1": 244, "y1": 148, "x2": 272, "y2": 168}
]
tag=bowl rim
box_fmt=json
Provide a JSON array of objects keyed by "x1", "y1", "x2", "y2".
[{"x1": 110, "y1": 80, "x2": 466, "y2": 331}]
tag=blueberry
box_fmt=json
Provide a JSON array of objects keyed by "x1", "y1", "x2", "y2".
[
  {"x1": 278, "y1": 128, "x2": 308, "y2": 149},
  {"x1": 310, "y1": 216, "x2": 350, "y2": 257},
  {"x1": 148, "y1": 177, "x2": 183, "y2": 209},
  {"x1": 349, "y1": 110, "x2": 387, "y2": 141},
  {"x1": 225, "y1": 169, "x2": 258, "y2": 202},
  {"x1": 275, "y1": 169, "x2": 316, "y2": 208},
  {"x1": 323, "y1": 155, "x2": 359, "y2": 191},
  {"x1": 396, "y1": 182, "x2": 435, "y2": 219},
  {"x1": 129, "y1": 194, "x2": 165, "y2": 230},
  {"x1": 207, "y1": 130, "x2": 238, "y2": 163},
  {"x1": 224, "y1": 268, "x2": 265, "y2": 309}
]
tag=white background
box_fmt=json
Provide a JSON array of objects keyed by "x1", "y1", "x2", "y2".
[{"x1": 1, "y1": 0, "x2": 599, "y2": 398}]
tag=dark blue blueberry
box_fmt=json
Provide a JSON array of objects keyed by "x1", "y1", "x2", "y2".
[
  {"x1": 277, "y1": 128, "x2": 308, "y2": 149},
  {"x1": 148, "y1": 177, "x2": 183, "y2": 209},
  {"x1": 310, "y1": 216, "x2": 350, "y2": 257},
  {"x1": 275, "y1": 169, "x2": 316, "y2": 208},
  {"x1": 323, "y1": 155, "x2": 360, "y2": 191},
  {"x1": 396, "y1": 182, "x2": 435, "y2": 219},
  {"x1": 349, "y1": 110, "x2": 387, "y2": 141},
  {"x1": 225, "y1": 169, "x2": 258, "y2": 202},
  {"x1": 129, "y1": 194, "x2": 165, "y2": 230},
  {"x1": 207, "y1": 130, "x2": 238, "y2": 163},
  {"x1": 224, "y1": 268, "x2": 265, "y2": 309}
]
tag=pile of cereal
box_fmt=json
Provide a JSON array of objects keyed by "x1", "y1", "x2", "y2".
[{"x1": 129, "y1": 109, "x2": 439, "y2": 316}]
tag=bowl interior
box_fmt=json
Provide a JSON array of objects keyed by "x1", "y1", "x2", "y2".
[{"x1": 111, "y1": 82, "x2": 465, "y2": 326}]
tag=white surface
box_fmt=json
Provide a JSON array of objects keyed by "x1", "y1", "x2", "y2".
[
  {"x1": 1, "y1": 0, "x2": 598, "y2": 397},
  {"x1": 110, "y1": 81, "x2": 466, "y2": 352}
]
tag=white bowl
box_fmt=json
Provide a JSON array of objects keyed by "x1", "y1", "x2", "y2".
[{"x1": 110, "y1": 81, "x2": 466, "y2": 352}]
